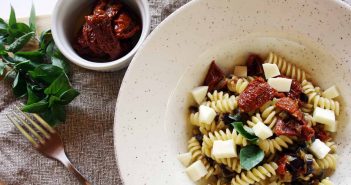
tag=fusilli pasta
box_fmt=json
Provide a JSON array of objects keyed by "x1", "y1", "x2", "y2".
[
  {"x1": 230, "y1": 162, "x2": 278, "y2": 185},
  {"x1": 319, "y1": 178, "x2": 334, "y2": 185},
  {"x1": 313, "y1": 154, "x2": 337, "y2": 171},
  {"x1": 227, "y1": 76, "x2": 250, "y2": 94},
  {"x1": 258, "y1": 136, "x2": 294, "y2": 154},
  {"x1": 265, "y1": 52, "x2": 307, "y2": 82},
  {"x1": 203, "y1": 95, "x2": 238, "y2": 113}
]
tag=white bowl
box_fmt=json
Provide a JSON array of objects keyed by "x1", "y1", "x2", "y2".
[
  {"x1": 51, "y1": 0, "x2": 151, "y2": 71},
  {"x1": 114, "y1": 0, "x2": 351, "y2": 184}
]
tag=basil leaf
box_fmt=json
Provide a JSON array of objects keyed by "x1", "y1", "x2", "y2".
[
  {"x1": 26, "y1": 85, "x2": 40, "y2": 105},
  {"x1": 22, "y1": 99, "x2": 49, "y2": 113},
  {"x1": 51, "y1": 55, "x2": 69, "y2": 74},
  {"x1": 44, "y1": 73, "x2": 71, "y2": 96},
  {"x1": 7, "y1": 32, "x2": 35, "y2": 52},
  {"x1": 9, "y1": 6, "x2": 17, "y2": 27},
  {"x1": 12, "y1": 72, "x2": 27, "y2": 97},
  {"x1": 59, "y1": 89, "x2": 79, "y2": 105},
  {"x1": 15, "y1": 51, "x2": 45, "y2": 63},
  {"x1": 231, "y1": 122, "x2": 258, "y2": 143},
  {"x1": 0, "y1": 18, "x2": 8, "y2": 35},
  {"x1": 29, "y1": 64, "x2": 63, "y2": 84},
  {"x1": 14, "y1": 60, "x2": 37, "y2": 71},
  {"x1": 40, "y1": 109, "x2": 62, "y2": 126},
  {"x1": 240, "y1": 145, "x2": 264, "y2": 170},
  {"x1": 48, "y1": 95, "x2": 60, "y2": 107},
  {"x1": 29, "y1": 4, "x2": 36, "y2": 31},
  {"x1": 39, "y1": 30, "x2": 52, "y2": 50},
  {"x1": 9, "y1": 23, "x2": 31, "y2": 38},
  {"x1": 2, "y1": 55, "x2": 28, "y2": 64},
  {"x1": 51, "y1": 105, "x2": 66, "y2": 122},
  {"x1": 0, "y1": 62, "x2": 6, "y2": 76}
]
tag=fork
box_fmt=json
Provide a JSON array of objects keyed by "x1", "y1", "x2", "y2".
[{"x1": 6, "y1": 107, "x2": 91, "y2": 185}]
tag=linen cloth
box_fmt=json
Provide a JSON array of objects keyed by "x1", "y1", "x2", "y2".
[{"x1": 0, "y1": 0, "x2": 189, "y2": 184}]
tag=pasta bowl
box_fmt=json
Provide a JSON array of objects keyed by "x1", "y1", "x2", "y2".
[{"x1": 114, "y1": 0, "x2": 351, "y2": 184}]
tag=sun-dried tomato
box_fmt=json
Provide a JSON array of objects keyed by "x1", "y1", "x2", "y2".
[
  {"x1": 203, "y1": 61, "x2": 226, "y2": 92},
  {"x1": 301, "y1": 125, "x2": 315, "y2": 141},
  {"x1": 276, "y1": 97, "x2": 303, "y2": 121},
  {"x1": 313, "y1": 125, "x2": 331, "y2": 142},
  {"x1": 274, "y1": 119, "x2": 301, "y2": 137},
  {"x1": 238, "y1": 77, "x2": 277, "y2": 112},
  {"x1": 277, "y1": 155, "x2": 288, "y2": 176},
  {"x1": 246, "y1": 54, "x2": 264, "y2": 76}
]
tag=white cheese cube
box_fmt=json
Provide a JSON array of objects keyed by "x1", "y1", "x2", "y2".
[
  {"x1": 252, "y1": 121, "x2": 273, "y2": 140},
  {"x1": 324, "y1": 121, "x2": 337, "y2": 132},
  {"x1": 322, "y1": 86, "x2": 340, "y2": 99},
  {"x1": 178, "y1": 152, "x2": 192, "y2": 167},
  {"x1": 263, "y1": 63, "x2": 280, "y2": 79},
  {"x1": 234, "y1": 66, "x2": 247, "y2": 77},
  {"x1": 191, "y1": 86, "x2": 209, "y2": 104},
  {"x1": 267, "y1": 78, "x2": 292, "y2": 92},
  {"x1": 309, "y1": 139, "x2": 331, "y2": 159},
  {"x1": 211, "y1": 140, "x2": 237, "y2": 159},
  {"x1": 313, "y1": 107, "x2": 336, "y2": 126},
  {"x1": 185, "y1": 160, "x2": 208, "y2": 182},
  {"x1": 199, "y1": 105, "x2": 216, "y2": 125}
]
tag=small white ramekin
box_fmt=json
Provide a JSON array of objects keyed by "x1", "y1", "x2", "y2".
[{"x1": 51, "y1": 0, "x2": 151, "y2": 71}]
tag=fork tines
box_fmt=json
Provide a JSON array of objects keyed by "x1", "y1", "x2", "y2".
[{"x1": 6, "y1": 106, "x2": 56, "y2": 148}]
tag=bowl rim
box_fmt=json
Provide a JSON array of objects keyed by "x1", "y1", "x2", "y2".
[{"x1": 51, "y1": 0, "x2": 151, "y2": 71}]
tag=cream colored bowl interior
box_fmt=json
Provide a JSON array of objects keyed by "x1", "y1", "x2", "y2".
[{"x1": 114, "y1": 0, "x2": 351, "y2": 184}]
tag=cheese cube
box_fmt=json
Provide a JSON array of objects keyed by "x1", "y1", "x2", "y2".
[
  {"x1": 178, "y1": 152, "x2": 192, "y2": 166},
  {"x1": 322, "y1": 86, "x2": 339, "y2": 99},
  {"x1": 199, "y1": 105, "x2": 216, "y2": 125},
  {"x1": 252, "y1": 121, "x2": 273, "y2": 140},
  {"x1": 313, "y1": 107, "x2": 336, "y2": 126},
  {"x1": 185, "y1": 160, "x2": 208, "y2": 182},
  {"x1": 324, "y1": 121, "x2": 337, "y2": 132},
  {"x1": 234, "y1": 66, "x2": 247, "y2": 77},
  {"x1": 211, "y1": 140, "x2": 237, "y2": 159},
  {"x1": 191, "y1": 86, "x2": 209, "y2": 104},
  {"x1": 267, "y1": 78, "x2": 292, "y2": 92},
  {"x1": 263, "y1": 63, "x2": 280, "y2": 79},
  {"x1": 309, "y1": 139, "x2": 331, "y2": 159}
]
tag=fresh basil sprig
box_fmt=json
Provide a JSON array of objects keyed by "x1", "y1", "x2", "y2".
[
  {"x1": 239, "y1": 145, "x2": 264, "y2": 170},
  {"x1": 231, "y1": 122, "x2": 259, "y2": 144},
  {"x1": 0, "y1": 6, "x2": 79, "y2": 126}
]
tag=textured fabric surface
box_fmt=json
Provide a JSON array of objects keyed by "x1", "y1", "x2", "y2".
[
  {"x1": 0, "y1": 0, "x2": 190, "y2": 185},
  {"x1": 1, "y1": 0, "x2": 350, "y2": 185}
]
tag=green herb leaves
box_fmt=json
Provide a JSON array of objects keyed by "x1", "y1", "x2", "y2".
[
  {"x1": 0, "y1": 5, "x2": 79, "y2": 126},
  {"x1": 231, "y1": 122, "x2": 259, "y2": 143},
  {"x1": 239, "y1": 145, "x2": 264, "y2": 170},
  {"x1": 7, "y1": 32, "x2": 35, "y2": 52}
]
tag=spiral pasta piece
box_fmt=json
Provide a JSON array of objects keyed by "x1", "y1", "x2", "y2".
[
  {"x1": 313, "y1": 154, "x2": 337, "y2": 171},
  {"x1": 227, "y1": 76, "x2": 249, "y2": 94},
  {"x1": 259, "y1": 101, "x2": 280, "y2": 128},
  {"x1": 258, "y1": 136, "x2": 294, "y2": 154},
  {"x1": 199, "y1": 121, "x2": 227, "y2": 135},
  {"x1": 304, "y1": 113, "x2": 317, "y2": 127},
  {"x1": 301, "y1": 80, "x2": 340, "y2": 116},
  {"x1": 187, "y1": 137, "x2": 217, "y2": 179},
  {"x1": 301, "y1": 103, "x2": 314, "y2": 113},
  {"x1": 189, "y1": 112, "x2": 227, "y2": 134},
  {"x1": 246, "y1": 113, "x2": 263, "y2": 127},
  {"x1": 202, "y1": 129, "x2": 245, "y2": 172},
  {"x1": 325, "y1": 141, "x2": 337, "y2": 153},
  {"x1": 230, "y1": 162, "x2": 278, "y2": 185},
  {"x1": 319, "y1": 178, "x2": 334, "y2": 185},
  {"x1": 265, "y1": 52, "x2": 307, "y2": 82},
  {"x1": 203, "y1": 95, "x2": 238, "y2": 113},
  {"x1": 208, "y1": 90, "x2": 231, "y2": 101}
]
